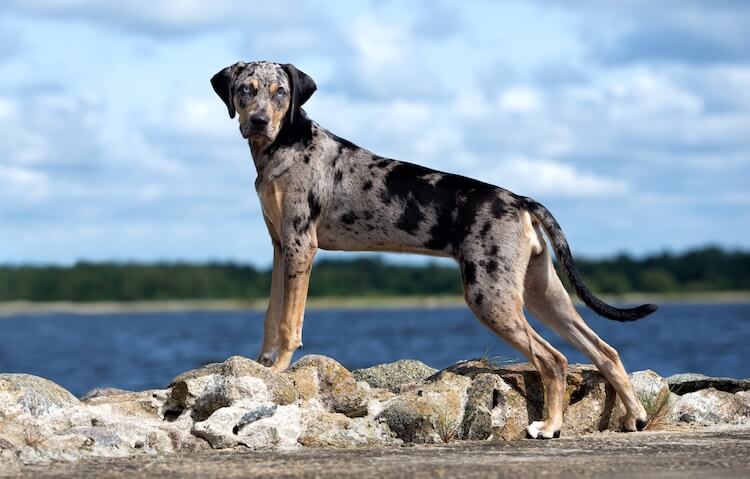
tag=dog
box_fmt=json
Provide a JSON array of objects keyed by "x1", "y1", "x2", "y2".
[{"x1": 211, "y1": 61, "x2": 657, "y2": 439}]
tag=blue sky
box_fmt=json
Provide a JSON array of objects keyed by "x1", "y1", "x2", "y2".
[{"x1": 1, "y1": 1, "x2": 749, "y2": 266}]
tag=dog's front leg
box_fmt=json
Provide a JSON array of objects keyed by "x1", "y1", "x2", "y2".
[
  {"x1": 257, "y1": 240, "x2": 283, "y2": 367},
  {"x1": 270, "y1": 243, "x2": 316, "y2": 372}
]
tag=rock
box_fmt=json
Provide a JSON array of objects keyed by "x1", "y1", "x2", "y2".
[
  {"x1": 0, "y1": 374, "x2": 80, "y2": 417},
  {"x1": 80, "y1": 387, "x2": 133, "y2": 401},
  {"x1": 192, "y1": 404, "x2": 302, "y2": 450},
  {"x1": 169, "y1": 356, "x2": 297, "y2": 406},
  {"x1": 352, "y1": 360, "x2": 437, "y2": 390},
  {"x1": 191, "y1": 376, "x2": 271, "y2": 421},
  {"x1": 285, "y1": 355, "x2": 370, "y2": 417},
  {"x1": 670, "y1": 388, "x2": 750, "y2": 425},
  {"x1": 623, "y1": 370, "x2": 671, "y2": 427},
  {"x1": 666, "y1": 373, "x2": 750, "y2": 395},
  {"x1": 378, "y1": 371, "x2": 471, "y2": 444},
  {"x1": 460, "y1": 373, "x2": 518, "y2": 440},
  {"x1": 299, "y1": 410, "x2": 398, "y2": 447},
  {"x1": 446, "y1": 361, "x2": 666, "y2": 437},
  {"x1": 3, "y1": 355, "x2": 750, "y2": 465}
]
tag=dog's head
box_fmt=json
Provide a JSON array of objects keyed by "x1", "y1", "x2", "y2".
[{"x1": 211, "y1": 61, "x2": 316, "y2": 147}]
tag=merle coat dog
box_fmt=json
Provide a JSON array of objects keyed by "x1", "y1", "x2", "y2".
[{"x1": 211, "y1": 61, "x2": 657, "y2": 439}]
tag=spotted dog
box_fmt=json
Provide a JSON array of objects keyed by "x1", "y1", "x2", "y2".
[{"x1": 211, "y1": 61, "x2": 657, "y2": 439}]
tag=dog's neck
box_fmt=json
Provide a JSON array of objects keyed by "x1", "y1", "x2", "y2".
[{"x1": 248, "y1": 110, "x2": 314, "y2": 188}]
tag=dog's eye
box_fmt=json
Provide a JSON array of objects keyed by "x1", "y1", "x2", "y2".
[
  {"x1": 276, "y1": 88, "x2": 286, "y2": 98},
  {"x1": 239, "y1": 85, "x2": 252, "y2": 95}
]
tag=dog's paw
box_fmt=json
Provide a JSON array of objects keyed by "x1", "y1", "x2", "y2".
[
  {"x1": 620, "y1": 414, "x2": 649, "y2": 432},
  {"x1": 256, "y1": 352, "x2": 276, "y2": 368},
  {"x1": 525, "y1": 421, "x2": 561, "y2": 440}
]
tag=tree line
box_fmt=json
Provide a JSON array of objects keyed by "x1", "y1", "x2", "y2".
[{"x1": 0, "y1": 246, "x2": 747, "y2": 302}]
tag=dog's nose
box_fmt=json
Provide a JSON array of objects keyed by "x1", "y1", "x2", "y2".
[{"x1": 249, "y1": 114, "x2": 269, "y2": 129}]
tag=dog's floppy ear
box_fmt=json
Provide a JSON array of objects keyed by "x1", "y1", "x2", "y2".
[
  {"x1": 211, "y1": 62, "x2": 243, "y2": 119},
  {"x1": 282, "y1": 63, "x2": 316, "y2": 124}
]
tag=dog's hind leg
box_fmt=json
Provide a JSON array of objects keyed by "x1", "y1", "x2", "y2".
[
  {"x1": 461, "y1": 233, "x2": 568, "y2": 439},
  {"x1": 523, "y1": 228, "x2": 648, "y2": 431}
]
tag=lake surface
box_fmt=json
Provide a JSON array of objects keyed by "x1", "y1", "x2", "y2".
[{"x1": 1, "y1": 303, "x2": 748, "y2": 397}]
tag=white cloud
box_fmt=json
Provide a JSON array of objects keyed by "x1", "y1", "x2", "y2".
[
  {"x1": 498, "y1": 86, "x2": 543, "y2": 114},
  {"x1": 5, "y1": 0, "x2": 284, "y2": 34},
  {"x1": 489, "y1": 157, "x2": 629, "y2": 198},
  {"x1": 1, "y1": 0, "x2": 749, "y2": 263},
  {"x1": 0, "y1": 165, "x2": 49, "y2": 200}
]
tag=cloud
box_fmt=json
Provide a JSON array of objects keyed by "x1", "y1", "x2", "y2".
[
  {"x1": 563, "y1": 1, "x2": 750, "y2": 65},
  {"x1": 497, "y1": 86, "x2": 543, "y2": 114},
  {"x1": 2, "y1": 0, "x2": 300, "y2": 36},
  {"x1": 0, "y1": 165, "x2": 49, "y2": 200},
  {"x1": 488, "y1": 157, "x2": 629, "y2": 198},
  {"x1": 1, "y1": 0, "x2": 749, "y2": 263}
]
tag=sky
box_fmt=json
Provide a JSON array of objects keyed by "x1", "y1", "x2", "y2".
[{"x1": 1, "y1": 1, "x2": 749, "y2": 266}]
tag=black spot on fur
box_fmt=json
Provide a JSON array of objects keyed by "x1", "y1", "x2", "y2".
[
  {"x1": 462, "y1": 261, "x2": 477, "y2": 285},
  {"x1": 341, "y1": 211, "x2": 358, "y2": 224},
  {"x1": 303, "y1": 154, "x2": 310, "y2": 164},
  {"x1": 292, "y1": 216, "x2": 304, "y2": 233},
  {"x1": 489, "y1": 245, "x2": 498, "y2": 256},
  {"x1": 486, "y1": 259, "x2": 498, "y2": 275},
  {"x1": 396, "y1": 197, "x2": 424, "y2": 235},
  {"x1": 334, "y1": 170, "x2": 343, "y2": 183},
  {"x1": 363, "y1": 211, "x2": 373, "y2": 220},
  {"x1": 362, "y1": 180, "x2": 373, "y2": 191},
  {"x1": 307, "y1": 191, "x2": 321, "y2": 223},
  {"x1": 266, "y1": 111, "x2": 313, "y2": 154},
  {"x1": 423, "y1": 173, "x2": 497, "y2": 253},
  {"x1": 382, "y1": 162, "x2": 434, "y2": 206},
  {"x1": 474, "y1": 292, "x2": 484, "y2": 306},
  {"x1": 491, "y1": 198, "x2": 507, "y2": 219},
  {"x1": 479, "y1": 221, "x2": 492, "y2": 239}
]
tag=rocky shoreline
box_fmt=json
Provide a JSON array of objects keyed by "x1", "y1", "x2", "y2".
[{"x1": 1, "y1": 355, "x2": 749, "y2": 467}]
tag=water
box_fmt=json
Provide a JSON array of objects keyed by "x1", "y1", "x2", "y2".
[{"x1": 1, "y1": 303, "x2": 748, "y2": 397}]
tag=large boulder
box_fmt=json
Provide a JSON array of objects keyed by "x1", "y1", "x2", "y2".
[
  {"x1": 299, "y1": 410, "x2": 398, "y2": 448},
  {"x1": 284, "y1": 355, "x2": 370, "y2": 417},
  {"x1": 377, "y1": 371, "x2": 471, "y2": 444},
  {"x1": 192, "y1": 404, "x2": 302, "y2": 450},
  {"x1": 352, "y1": 360, "x2": 437, "y2": 391},
  {"x1": 169, "y1": 356, "x2": 298, "y2": 411},
  {"x1": 666, "y1": 373, "x2": 750, "y2": 395},
  {"x1": 0, "y1": 374, "x2": 80, "y2": 418},
  {"x1": 669, "y1": 388, "x2": 750, "y2": 425},
  {"x1": 460, "y1": 372, "x2": 530, "y2": 440}
]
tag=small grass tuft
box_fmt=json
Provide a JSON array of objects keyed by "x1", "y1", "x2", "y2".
[
  {"x1": 637, "y1": 387, "x2": 672, "y2": 430},
  {"x1": 434, "y1": 405, "x2": 461, "y2": 444},
  {"x1": 478, "y1": 346, "x2": 517, "y2": 369}
]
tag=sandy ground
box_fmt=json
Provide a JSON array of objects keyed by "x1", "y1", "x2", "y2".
[
  {"x1": 3, "y1": 427, "x2": 750, "y2": 479},
  {"x1": 1, "y1": 292, "x2": 749, "y2": 317}
]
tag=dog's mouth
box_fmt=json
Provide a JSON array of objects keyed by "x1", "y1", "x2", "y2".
[{"x1": 240, "y1": 122, "x2": 269, "y2": 140}]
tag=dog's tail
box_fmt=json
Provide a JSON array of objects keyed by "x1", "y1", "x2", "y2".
[{"x1": 524, "y1": 198, "x2": 657, "y2": 322}]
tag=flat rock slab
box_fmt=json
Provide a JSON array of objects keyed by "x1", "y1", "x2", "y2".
[
  {"x1": 667, "y1": 373, "x2": 750, "y2": 395},
  {"x1": 5, "y1": 427, "x2": 750, "y2": 479}
]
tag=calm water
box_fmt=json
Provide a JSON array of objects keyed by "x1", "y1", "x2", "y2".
[{"x1": 1, "y1": 303, "x2": 748, "y2": 397}]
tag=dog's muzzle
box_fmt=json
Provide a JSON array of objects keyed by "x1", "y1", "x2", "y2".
[{"x1": 241, "y1": 114, "x2": 270, "y2": 139}]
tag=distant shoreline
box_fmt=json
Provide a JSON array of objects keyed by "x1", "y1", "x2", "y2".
[{"x1": 1, "y1": 291, "x2": 749, "y2": 317}]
